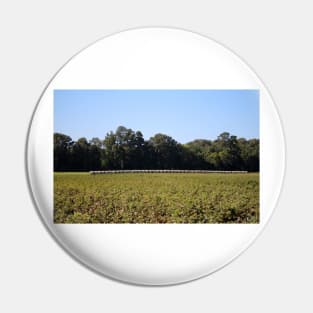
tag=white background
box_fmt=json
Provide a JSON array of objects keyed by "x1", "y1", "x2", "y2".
[{"x1": 0, "y1": 0, "x2": 312, "y2": 312}]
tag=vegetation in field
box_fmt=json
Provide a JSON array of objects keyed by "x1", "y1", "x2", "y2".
[
  {"x1": 54, "y1": 173, "x2": 259, "y2": 224},
  {"x1": 54, "y1": 126, "x2": 259, "y2": 172}
]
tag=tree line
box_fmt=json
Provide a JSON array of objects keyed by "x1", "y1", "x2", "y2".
[{"x1": 54, "y1": 126, "x2": 259, "y2": 172}]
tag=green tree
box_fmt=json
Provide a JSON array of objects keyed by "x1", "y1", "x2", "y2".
[
  {"x1": 54, "y1": 133, "x2": 73, "y2": 171},
  {"x1": 149, "y1": 133, "x2": 181, "y2": 169}
]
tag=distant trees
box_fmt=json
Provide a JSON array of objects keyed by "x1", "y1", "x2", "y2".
[
  {"x1": 54, "y1": 133, "x2": 73, "y2": 171},
  {"x1": 54, "y1": 126, "x2": 259, "y2": 172}
]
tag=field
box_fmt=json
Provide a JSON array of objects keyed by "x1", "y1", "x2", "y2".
[{"x1": 54, "y1": 172, "x2": 259, "y2": 224}]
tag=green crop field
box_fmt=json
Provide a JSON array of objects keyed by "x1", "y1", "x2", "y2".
[{"x1": 54, "y1": 172, "x2": 259, "y2": 224}]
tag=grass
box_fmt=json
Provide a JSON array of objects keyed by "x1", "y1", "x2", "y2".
[{"x1": 54, "y1": 172, "x2": 259, "y2": 224}]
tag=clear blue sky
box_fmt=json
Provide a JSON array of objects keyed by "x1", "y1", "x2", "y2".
[{"x1": 54, "y1": 90, "x2": 259, "y2": 143}]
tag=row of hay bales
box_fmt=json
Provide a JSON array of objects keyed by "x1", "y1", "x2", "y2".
[{"x1": 90, "y1": 170, "x2": 248, "y2": 175}]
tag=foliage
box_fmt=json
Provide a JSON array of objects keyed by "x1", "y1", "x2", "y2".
[
  {"x1": 54, "y1": 173, "x2": 259, "y2": 224},
  {"x1": 54, "y1": 127, "x2": 259, "y2": 172}
]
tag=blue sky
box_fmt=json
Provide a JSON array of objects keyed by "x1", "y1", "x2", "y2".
[{"x1": 54, "y1": 90, "x2": 259, "y2": 143}]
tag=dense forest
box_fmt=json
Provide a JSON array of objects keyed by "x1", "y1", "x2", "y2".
[{"x1": 54, "y1": 126, "x2": 259, "y2": 172}]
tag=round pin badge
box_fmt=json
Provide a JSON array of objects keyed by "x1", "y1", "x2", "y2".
[{"x1": 26, "y1": 27, "x2": 285, "y2": 285}]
